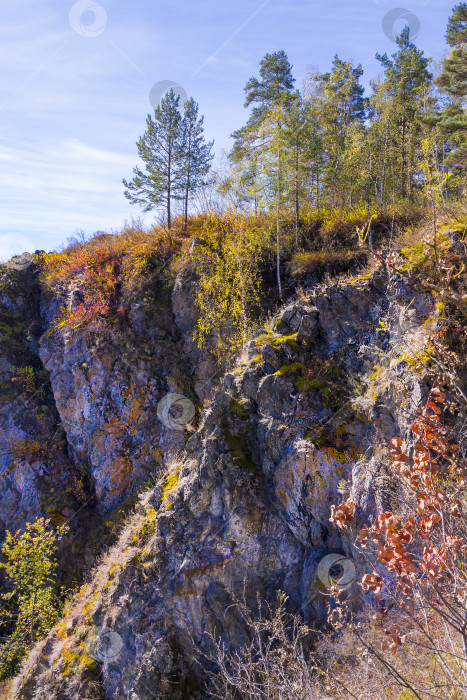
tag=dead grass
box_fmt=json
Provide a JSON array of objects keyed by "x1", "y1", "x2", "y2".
[{"x1": 288, "y1": 249, "x2": 369, "y2": 281}]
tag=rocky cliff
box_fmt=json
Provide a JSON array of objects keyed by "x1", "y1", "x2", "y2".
[{"x1": 2, "y1": 231, "x2": 451, "y2": 698}]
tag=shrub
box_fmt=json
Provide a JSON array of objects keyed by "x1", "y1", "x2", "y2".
[{"x1": 0, "y1": 519, "x2": 68, "y2": 680}]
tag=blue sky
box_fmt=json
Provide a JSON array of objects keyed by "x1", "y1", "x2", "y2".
[{"x1": 0, "y1": 0, "x2": 455, "y2": 257}]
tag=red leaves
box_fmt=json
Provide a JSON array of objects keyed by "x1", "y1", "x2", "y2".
[
  {"x1": 419, "y1": 545, "x2": 447, "y2": 581},
  {"x1": 374, "y1": 512, "x2": 394, "y2": 532},
  {"x1": 361, "y1": 572, "x2": 384, "y2": 601},
  {"x1": 381, "y1": 625, "x2": 406, "y2": 654},
  {"x1": 450, "y1": 499, "x2": 463, "y2": 517},
  {"x1": 349, "y1": 388, "x2": 466, "y2": 604},
  {"x1": 416, "y1": 492, "x2": 429, "y2": 514},
  {"x1": 329, "y1": 502, "x2": 355, "y2": 529},
  {"x1": 356, "y1": 526, "x2": 369, "y2": 548},
  {"x1": 419, "y1": 512, "x2": 441, "y2": 537},
  {"x1": 426, "y1": 401, "x2": 441, "y2": 415},
  {"x1": 390, "y1": 437, "x2": 403, "y2": 454},
  {"x1": 332, "y1": 389, "x2": 465, "y2": 622}
]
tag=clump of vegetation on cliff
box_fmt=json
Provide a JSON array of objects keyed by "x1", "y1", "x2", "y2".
[{"x1": 0, "y1": 519, "x2": 68, "y2": 681}]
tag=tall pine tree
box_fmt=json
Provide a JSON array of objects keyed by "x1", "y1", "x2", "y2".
[
  {"x1": 231, "y1": 51, "x2": 296, "y2": 298},
  {"x1": 231, "y1": 50, "x2": 296, "y2": 161},
  {"x1": 123, "y1": 89, "x2": 183, "y2": 230},
  {"x1": 376, "y1": 27, "x2": 432, "y2": 199},
  {"x1": 179, "y1": 98, "x2": 214, "y2": 230},
  {"x1": 316, "y1": 56, "x2": 366, "y2": 205},
  {"x1": 436, "y1": 3, "x2": 467, "y2": 170}
]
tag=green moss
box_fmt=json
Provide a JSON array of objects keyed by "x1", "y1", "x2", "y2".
[
  {"x1": 139, "y1": 510, "x2": 157, "y2": 539},
  {"x1": 347, "y1": 271, "x2": 371, "y2": 284},
  {"x1": 270, "y1": 332, "x2": 299, "y2": 349},
  {"x1": 286, "y1": 338, "x2": 300, "y2": 351},
  {"x1": 79, "y1": 654, "x2": 100, "y2": 676},
  {"x1": 220, "y1": 418, "x2": 258, "y2": 474},
  {"x1": 274, "y1": 362, "x2": 305, "y2": 377},
  {"x1": 400, "y1": 232, "x2": 451, "y2": 272},
  {"x1": 254, "y1": 331, "x2": 274, "y2": 347},
  {"x1": 229, "y1": 398, "x2": 250, "y2": 420},
  {"x1": 254, "y1": 330, "x2": 300, "y2": 353},
  {"x1": 294, "y1": 375, "x2": 323, "y2": 392},
  {"x1": 368, "y1": 365, "x2": 384, "y2": 382},
  {"x1": 131, "y1": 552, "x2": 142, "y2": 566},
  {"x1": 321, "y1": 386, "x2": 338, "y2": 409},
  {"x1": 304, "y1": 428, "x2": 327, "y2": 446},
  {"x1": 273, "y1": 318, "x2": 290, "y2": 333},
  {"x1": 160, "y1": 468, "x2": 181, "y2": 508},
  {"x1": 294, "y1": 356, "x2": 350, "y2": 411}
]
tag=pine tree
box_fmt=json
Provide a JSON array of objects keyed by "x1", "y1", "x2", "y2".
[
  {"x1": 230, "y1": 51, "x2": 296, "y2": 299},
  {"x1": 123, "y1": 89, "x2": 183, "y2": 230},
  {"x1": 283, "y1": 96, "x2": 317, "y2": 246},
  {"x1": 366, "y1": 77, "x2": 400, "y2": 207},
  {"x1": 302, "y1": 67, "x2": 327, "y2": 208},
  {"x1": 436, "y1": 3, "x2": 467, "y2": 170},
  {"x1": 179, "y1": 98, "x2": 214, "y2": 230},
  {"x1": 376, "y1": 27, "x2": 432, "y2": 198},
  {"x1": 231, "y1": 50, "x2": 296, "y2": 161},
  {"x1": 317, "y1": 56, "x2": 366, "y2": 206}
]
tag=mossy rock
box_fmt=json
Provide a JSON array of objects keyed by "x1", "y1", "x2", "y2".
[
  {"x1": 229, "y1": 398, "x2": 250, "y2": 420},
  {"x1": 220, "y1": 417, "x2": 258, "y2": 474},
  {"x1": 274, "y1": 363, "x2": 305, "y2": 378},
  {"x1": 294, "y1": 375, "x2": 323, "y2": 392},
  {"x1": 254, "y1": 331, "x2": 274, "y2": 347},
  {"x1": 269, "y1": 332, "x2": 299, "y2": 350},
  {"x1": 273, "y1": 318, "x2": 292, "y2": 334},
  {"x1": 78, "y1": 653, "x2": 100, "y2": 678}
]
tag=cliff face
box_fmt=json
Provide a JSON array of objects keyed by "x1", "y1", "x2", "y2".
[
  {"x1": 35, "y1": 255, "x2": 224, "y2": 513},
  {"x1": 0, "y1": 255, "x2": 77, "y2": 541},
  {"x1": 0, "y1": 248, "x2": 226, "y2": 589},
  {"x1": 6, "y1": 245, "x2": 443, "y2": 699}
]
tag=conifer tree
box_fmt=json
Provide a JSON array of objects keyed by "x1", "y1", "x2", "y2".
[
  {"x1": 231, "y1": 50, "x2": 296, "y2": 161},
  {"x1": 231, "y1": 51, "x2": 296, "y2": 298},
  {"x1": 376, "y1": 27, "x2": 432, "y2": 198},
  {"x1": 123, "y1": 89, "x2": 183, "y2": 230},
  {"x1": 436, "y1": 3, "x2": 467, "y2": 169},
  {"x1": 179, "y1": 98, "x2": 214, "y2": 230},
  {"x1": 283, "y1": 96, "x2": 317, "y2": 246},
  {"x1": 316, "y1": 56, "x2": 366, "y2": 206}
]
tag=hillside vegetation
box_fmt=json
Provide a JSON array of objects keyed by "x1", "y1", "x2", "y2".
[{"x1": 0, "y1": 3, "x2": 467, "y2": 699}]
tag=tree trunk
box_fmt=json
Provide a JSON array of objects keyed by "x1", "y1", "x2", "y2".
[
  {"x1": 276, "y1": 191, "x2": 282, "y2": 300},
  {"x1": 295, "y1": 149, "x2": 299, "y2": 250},
  {"x1": 276, "y1": 117, "x2": 283, "y2": 299},
  {"x1": 167, "y1": 141, "x2": 172, "y2": 230},
  {"x1": 184, "y1": 129, "x2": 192, "y2": 232},
  {"x1": 401, "y1": 112, "x2": 406, "y2": 199}
]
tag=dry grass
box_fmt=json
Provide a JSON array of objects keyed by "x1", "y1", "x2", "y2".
[{"x1": 288, "y1": 249, "x2": 368, "y2": 281}]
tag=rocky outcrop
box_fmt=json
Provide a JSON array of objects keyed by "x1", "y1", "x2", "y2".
[
  {"x1": 11, "y1": 262, "x2": 440, "y2": 699},
  {"x1": 38, "y1": 264, "x2": 212, "y2": 512},
  {"x1": 0, "y1": 255, "x2": 77, "y2": 540}
]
